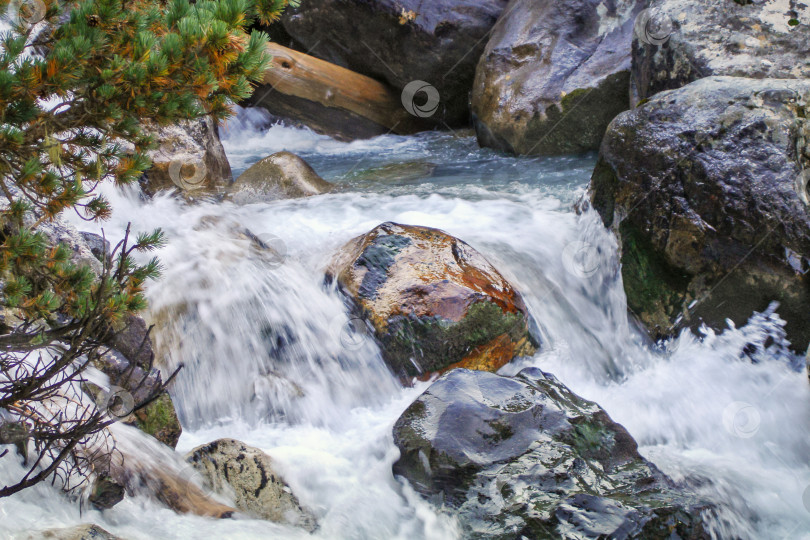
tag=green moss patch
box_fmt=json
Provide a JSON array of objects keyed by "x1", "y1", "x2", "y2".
[{"x1": 381, "y1": 300, "x2": 529, "y2": 376}]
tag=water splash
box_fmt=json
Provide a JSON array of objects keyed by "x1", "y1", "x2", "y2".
[{"x1": 3, "y1": 109, "x2": 808, "y2": 539}]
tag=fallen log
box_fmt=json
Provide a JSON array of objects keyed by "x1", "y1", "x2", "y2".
[{"x1": 246, "y1": 42, "x2": 434, "y2": 140}]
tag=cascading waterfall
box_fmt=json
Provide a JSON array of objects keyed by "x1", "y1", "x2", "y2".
[{"x1": 1, "y1": 111, "x2": 809, "y2": 539}]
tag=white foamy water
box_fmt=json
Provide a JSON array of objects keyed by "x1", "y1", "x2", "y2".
[{"x1": 1, "y1": 109, "x2": 809, "y2": 539}]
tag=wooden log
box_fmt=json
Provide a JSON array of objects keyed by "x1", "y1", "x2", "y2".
[{"x1": 247, "y1": 43, "x2": 433, "y2": 140}]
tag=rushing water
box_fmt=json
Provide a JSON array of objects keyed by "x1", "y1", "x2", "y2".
[{"x1": 1, "y1": 108, "x2": 810, "y2": 539}]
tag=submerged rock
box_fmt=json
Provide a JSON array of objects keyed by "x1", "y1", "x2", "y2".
[
  {"x1": 588, "y1": 76, "x2": 810, "y2": 351},
  {"x1": 139, "y1": 117, "x2": 233, "y2": 197},
  {"x1": 34, "y1": 524, "x2": 121, "y2": 540},
  {"x1": 186, "y1": 439, "x2": 317, "y2": 531},
  {"x1": 279, "y1": 0, "x2": 508, "y2": 127},
  {"x1": 393, "y1": 368, "x2": 711, "y2": 538},
  {"x1": 229, "y1": 151, "x2": 332, "y2": 203},
  {"x1": 327, "y1": 222, "x2": 537, "y2": 378},
  {"x1": 343, "y1": 161, "x2": 437, "y2": 184},
  {"x1": 471, "y1": 0, "x2": 644, "y2": 155},
  {"x1": 632, "y1": 0, "x2": 810, "y2": 104}
]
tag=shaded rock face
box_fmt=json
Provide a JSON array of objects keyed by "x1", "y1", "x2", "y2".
[
  {"x1": 589, "y1": 76, "x2": 810, "y2": 351},
  {"x1": 228, "y1": 151, "x2": 333, "y2": 204},
  {"x1": 186, "y1": 439, "x2": 317, "y2": 531},
  {"x1": 632, "y1": 0, "x2": 810, "y2": 104},
  {"x1": 471, "y1": 0, "x2": 644, "y2": 156},
  {"x1": 96, "y1": 314, "x2": 182, "y2": 448},
  {"x1": 140, "y1": 117, "x2": 233, "y2": 197},
  {"x1": 280, "y1": 0, "x2": 509, "y2": 126},
  {"x1": 393, "y1": 368, "x2": 711, "y2": 539},
  {"x1": 32, "y1": 221, "x2": 182, "y2": 448},
  {"x1": 327, "y1": 222, "x2": 537, "y2": 378}
]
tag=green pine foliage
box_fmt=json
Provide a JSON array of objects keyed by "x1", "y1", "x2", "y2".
[{"x1": 0, "y1": 0, "x2": 296, "y2": 497}]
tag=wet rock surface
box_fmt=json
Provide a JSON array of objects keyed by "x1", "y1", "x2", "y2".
[
  {"x1": 588, "y1": 76, "x2": 810, "y2": 351},
  {"x1": 472, "y1": 0, "x2": 645, "y2": 156},
  {"x1": 327, "y1": 222, "x2": 537, "y2": 378},
  {"x1": 393, "y1": 368, "x2": 712, "y2": 539},
  {"x1": 632, "y1": 0, "x2": 810, "y2": 104},
  {"x1": 278, "y1": 0, "x2": 509, "y2": 127},
  {"x1": 95, "y1": 314, "x2": 182, "y2": 448},
  {"x1": 139, "y1": 117, "x2": 233, "y2": 197},
  {"x1": 229, "y1": 151, "x2": 332, "y2": 203},
  {"x1": 34, "y1": 524, "x2": 122, "y2": 540}
]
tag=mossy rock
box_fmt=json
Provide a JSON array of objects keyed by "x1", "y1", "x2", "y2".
[
  {"x1": 133, "y1": 391, "x2": 182, "y2": 448},
  {"x1": 588, "y1": 76, "x2": 810, "y2": 351},
  {"x1": 327, "y1": 222, "x2": 538, "y2": 378}
]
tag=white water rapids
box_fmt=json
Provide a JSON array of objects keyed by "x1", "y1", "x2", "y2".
[{"x1": 1, "y1": 108, "x2": 809, "y2": 539}]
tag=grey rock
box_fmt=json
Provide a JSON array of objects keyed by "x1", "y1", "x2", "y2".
[
  {"x1": 38, "y1": 218, "x2": 103, "y2": 275},
  {"x1": 588, "y1": 76, "x2": 810, "y2": 350},
  {"x1": 186, "y1": 438, "x2": 317, "y2": 531},
  {"x1": 393, "y1": 368, "x2": 712, "y2": 539},
  {"x1": 228, "y1": 151, "x2": 332, "y2": 203},
  {"x1": 79, "y1": 232, "x2": 110, "y2": 264},
  {"x1": 471, "y1": 0, "x2": 645, "y2": 156},
  {"x1": 632, "y1": 0, "x2": 810, "y2": 104},
  {"x1": 139, "y1": 117, "x2": 233, "y2": 197}
]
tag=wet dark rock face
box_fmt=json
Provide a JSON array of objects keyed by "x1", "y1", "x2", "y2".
[
  {"x1": 471, "y1": 0, "x2": 645, "y2": 156},
  {"x1": 588, "y1": 76, "x2": 810, "y2": 351},
  {"x1": 327, "y1": 222, "x2": 537, "y2": 379},
  {"x1": 279, "y1": 0, "x2": 509, "y2": 127},
  {"x1": 393, "y1": 368, "x2": 712, "y2": 539}
]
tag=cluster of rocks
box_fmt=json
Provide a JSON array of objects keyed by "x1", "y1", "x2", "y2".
[
  {"x1": 23, "y1": 0, "x2": 807, "y2": 536},
  {"x1": 586, "y1": 0, "x2": 810, "y2": 351}
]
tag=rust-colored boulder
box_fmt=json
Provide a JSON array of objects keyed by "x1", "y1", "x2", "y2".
[{"x1": 327, "y1": 222, "x2": 537, "y2": 378}]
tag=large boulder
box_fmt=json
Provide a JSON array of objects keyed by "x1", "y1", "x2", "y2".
[
  {"x1": 393, "y1": 368, "x2": 712, "y2": 538},
  {"x1": 139, "y1": 117, "x2": 233, "y2": 197},
  {"x1": 327, "y1": 222, "x2": 537, "y2": 378},
  {"x1": 471, "y1": 0, "x2": 645, "y2": 156},
  {"x1": 278, "y1": 0, "x2": 509, "y2": 127},
  {"x1": 228, "y1": 151, "x2": 333, "y2": 204},
  {"x1": 632, "y1": 0, "x2": 810, "y2": 104},
  {"x1": 186, "y1": 439, "x2": 317, "y2": 531},
  {"x1": 588, "y1": 76, "x2": 810, "y2": 351}
]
